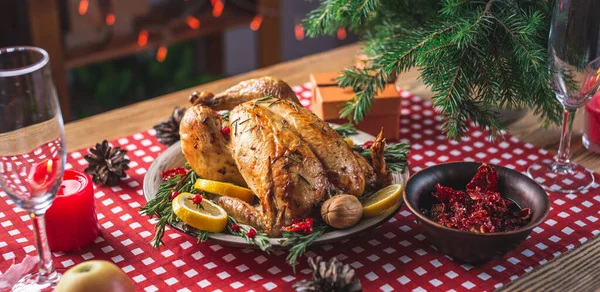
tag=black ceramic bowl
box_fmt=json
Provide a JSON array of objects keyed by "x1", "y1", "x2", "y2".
[{"x1": 403, "y1": 162, "x2": 550, "y2": 263}]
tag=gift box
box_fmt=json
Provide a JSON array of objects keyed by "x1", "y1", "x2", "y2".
[{"x1": 310, "y1": 72, "x2": 402, "y2": 140}]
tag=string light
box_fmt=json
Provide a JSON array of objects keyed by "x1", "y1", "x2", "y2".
[
  {"x1": 105, "y1": 13, "x2": 116, "y2": 26},
  {"x1": 337, "y1": 27, "x2": 347, "y2": 40},
  {"x1": 212, "y1": 0, "x2": 224, "y2": 17},
  {"x1": 294, "y1": 24, "x2": 304, "y2": 41},
  {"x1": 185, "y1": 16, "x2": 201, "y2": 29},
  {"x1": 137, "y1": 30, "x2": 149, "y2": 47},
  {"x1": 156, "y1": 46, "x2": 168, "y2": 62},
  {"x1": 250, "y1": 15, "x2": 263, "y2": 31},
  {"x1": 78, "y1": 0, "x2": 89, "y2": 15}
]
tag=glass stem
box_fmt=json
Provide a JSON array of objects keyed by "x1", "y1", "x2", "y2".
[
  {"x1": 555, "y1": 107, "x2": 577, "y2": 167},
  {"x1": 30, "y1": 213, "x2": 58, "y2": 283}
]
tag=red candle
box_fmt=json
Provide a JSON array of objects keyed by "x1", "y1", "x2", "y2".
[{"x1": 45, "y1": 169, "x2": 100, "y2": 252}]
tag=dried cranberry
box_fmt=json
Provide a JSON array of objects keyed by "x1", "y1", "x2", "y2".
[
  {"x1": 361, "y1": 141, "x2": 374, "y2": 149},
  {"x1": 428, "y1": 164, "x2": 531, "y2": 233},
  {"x1": 230, "y1": 224, "x2": 241, "y2": 232}
]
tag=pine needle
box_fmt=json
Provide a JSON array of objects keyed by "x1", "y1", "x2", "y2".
[{"x1": 303, "y1": 0, "x2": 562, "y2": 139}]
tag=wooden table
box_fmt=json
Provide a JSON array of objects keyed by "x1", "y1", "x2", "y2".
[{"x1": 65, "y1": 43, "x2": 600, "y2": 291}]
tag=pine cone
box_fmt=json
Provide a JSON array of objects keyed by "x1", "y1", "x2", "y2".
[
  {"x1": 293, "y1": 256, "x2": 362, "y2": 292},
  {"x1": 84, "y1": 140, "x2": 130, "y2": 186},
  {"x1": 154, "y1": 107, "x2": 186, "y2": 146}
]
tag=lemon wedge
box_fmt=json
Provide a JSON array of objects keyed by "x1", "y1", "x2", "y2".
[
  {"x1": 194, "y1": 179, "x2": 255, "y2": 203},
  {"x1": 362, "y1": 184, "x2": 403, "y2": 217},
  {"x1": 343, "y1": 138, "x2": 354, "y2": 148},
  {"x1": 172, "y1": 192, "x2": 227, "y2": 232}
]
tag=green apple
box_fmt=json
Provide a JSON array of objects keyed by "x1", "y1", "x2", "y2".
[{"x1": 56, "y1": 260, "x2": 135, "y2": 292}]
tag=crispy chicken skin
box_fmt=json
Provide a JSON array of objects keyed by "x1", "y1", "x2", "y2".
[
  {"x1": 180, "y1": 78, "x2": 389, "y2": 236},
  {"x1": 180, "y1": 105, "x2": 247, "y2": 187},
  {"x1": 189, "y1": 76, "x2": 300, "y2": 111}
]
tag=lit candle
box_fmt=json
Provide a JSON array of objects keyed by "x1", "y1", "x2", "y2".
[{"x1": 45, "y1": 169, "x2": 99, "y2": 252}]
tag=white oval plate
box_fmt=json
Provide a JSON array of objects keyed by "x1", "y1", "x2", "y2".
[{"x1": 143, "y1": 126, "x2": 409, "y2": 248}]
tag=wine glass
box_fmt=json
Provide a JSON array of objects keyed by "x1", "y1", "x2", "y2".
[
  {"x1": 0, "y1": 47, "x2": 66, "y2": 290},
  {"x1": 527, "y1": 0, "x2": 600, "y2": 193}
]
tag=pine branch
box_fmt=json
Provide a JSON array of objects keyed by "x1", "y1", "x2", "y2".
[{"x1": 304, "y1": 0, "x2": 562, "y2": 139}]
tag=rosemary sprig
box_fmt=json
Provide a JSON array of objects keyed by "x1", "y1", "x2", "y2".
[
  {"x1": 227, "y1": 216, "x2": 271, "y2": 252},
  {"x1": 332, "y1": 123, "x2": 358, "y2": 137},
  {"x1": 140, "y1": 167, "x2": 198, "y2": 248},
  {"x1": 298, "y1": 174, "x2": 310, "y2": 185},
  {"x1": 197, "y1": 230, "x2": 210, "y2": 243},
  {"x1": 219, "y1": 111, "x2": 230, "y2": 121},
  {"x1": 353, "y1": 142, "x2": 410, "y2": 172},
  {"x1": 268, "y1": 99, "x2": 282, "y2": 107},
  {"x1": 287, "y1": 154, "x2": 301, "y2": 163},
  {"x1": 239, "y1": 118, "x2": 251, "y2": 125},
  {"x1": 280, "y1": 225, "x2": 328, "y2": 270},
  {"x1": 252, "y1": 96, "x2": 275, "y2": 108}
]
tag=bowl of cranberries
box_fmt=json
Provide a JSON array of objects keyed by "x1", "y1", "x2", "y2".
[{"x1": 403, "y1": 162, "x2": 549, "y2": 263}]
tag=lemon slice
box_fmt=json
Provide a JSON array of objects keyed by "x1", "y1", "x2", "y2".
[
  {"x1": 194, "y1": 179, "x2": 255, "y2": 203},
  {"x1": 172, "y1": 192, "x2": 227, "y2": 232},
  {"x1": 362, "y1": 184, "x2": 403, "y2": 217},
  {"x1": 343, "y1": 138, "x2": 354, "y2": 148}
]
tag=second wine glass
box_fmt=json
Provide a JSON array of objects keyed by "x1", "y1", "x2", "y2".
[{"x1": 527, "y1": 0, "x2": 600, "y2": 193}]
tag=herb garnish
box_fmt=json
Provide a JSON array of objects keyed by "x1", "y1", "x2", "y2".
[
  {"x1": 298, "y1": 174, "x2": 310, "y2": 184},
  {"x1": 219, "y1": 111, "x2": 230, "y2": 121},
  {"x1": 287, "y1": 154, "x2": 301, "y2": 163},
  {"x1": 252, "y1": 96, "x2": 274, "y2": 108},
  {"x1": 280, "y1": 225, "x2": 328, "y2": 271},
  {"x1": 140, "y1": 166, "x2": 198, "y2": 248},
  {"x1": 332, "y1": 123, "x2": 358, "y2": 137},
  {"x1": 227, "y1": 217, "x2": 271, "y2": 252},
  {"x1": 353, "y1": 142, "x2": 410, "y2": 172}
]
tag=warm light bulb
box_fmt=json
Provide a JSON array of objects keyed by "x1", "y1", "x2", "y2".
[
  {"x1": 137, "y1": 30, "x2": 149, "y2": 47},
  {"x1": 213, "y1": 0, "x2": 224, "y2": 17},
  {"x1": 337, "y1": 27, "x2": 347, "y2": 40},
  {"x1": 156, "y1": 46, "x2": 168, "y2": 62},
  {"x1": 250, "y1": 15, "x2": 263, "y2": 31},
  {"x1": 105, "y1": 13, "x2": 115, "y2": 26},
  {"x1": 78, "y1": 0, "x2": 89, "y2": 15},
  {"x1": 186, "y1": 16, "x2": 201, "y2": 29},
  {"x1": 295, "y1": 24, "x2": 304, "y2": 41}
]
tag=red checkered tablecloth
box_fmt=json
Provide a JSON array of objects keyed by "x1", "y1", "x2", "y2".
[{"x1": 1, "y1": 83, "x2": 599, "y2": 291}]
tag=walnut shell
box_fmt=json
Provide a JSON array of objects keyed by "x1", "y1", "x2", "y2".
[{"x1": 321, "y1": 194, "x2": 363, "y2": 229}]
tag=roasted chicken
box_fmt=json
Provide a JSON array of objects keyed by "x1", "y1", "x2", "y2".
[{"x1": 180, "y1": 77, "x2": 389, "y2": 236}]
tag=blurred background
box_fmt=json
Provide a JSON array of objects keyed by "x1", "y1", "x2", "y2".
[{"x1": 0, "y1": 0, "x2": 356, "y2": 122}]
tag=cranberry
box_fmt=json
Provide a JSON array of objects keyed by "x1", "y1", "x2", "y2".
[
  {"x1": 161, "y1": 168, "x2": 187, "y2": 180},
  {"x1": 230, "y1": 224, "x2": 240, "y2": 232},
  {"x1": 361, "y1": 141, "x2": 374, "y2": 149},
  {"x1": 170, "y1": 191, "x2": 179, "y2": 200},
  {"x1": 220, "y1": 126, "x2": 231, "y2": 136},
  {"x1": 246, "y1": 228, "x2": 256, "y2": 239},
  {"x1": 192, "y1": 194, "x2": 203, "y2": 205}
]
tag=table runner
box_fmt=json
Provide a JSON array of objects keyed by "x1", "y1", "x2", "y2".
[{"x1": 1, "y1": 84, "x2": 599, "y2": 291}]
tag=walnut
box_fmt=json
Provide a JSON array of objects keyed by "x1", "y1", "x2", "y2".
[{"x1": 321, "y1": 195, "x2": 363, "y2": 229}]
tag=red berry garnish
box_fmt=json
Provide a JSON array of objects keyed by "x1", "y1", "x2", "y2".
[
  {"x1": 171, "y1": 191, "x2": 179, "y2": 200},
  {"x1": 220, "y1": 126, "x2": 231, "y2": 136},
  {"x1": 362, "y1": 141, "x2": 374, "y2": 149},
  {"x1": 192, "y1": 194, "x2": 203, "y2": 205},
  {"x1": 246, "y1": 228, "x2": 256, "y2": 239},
  {"x1": 230, "y1": 224, "x2": 240, "y2": 232},
  {"x1": 161, "y1": 168, "x2": 187, "y2": 181}
]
